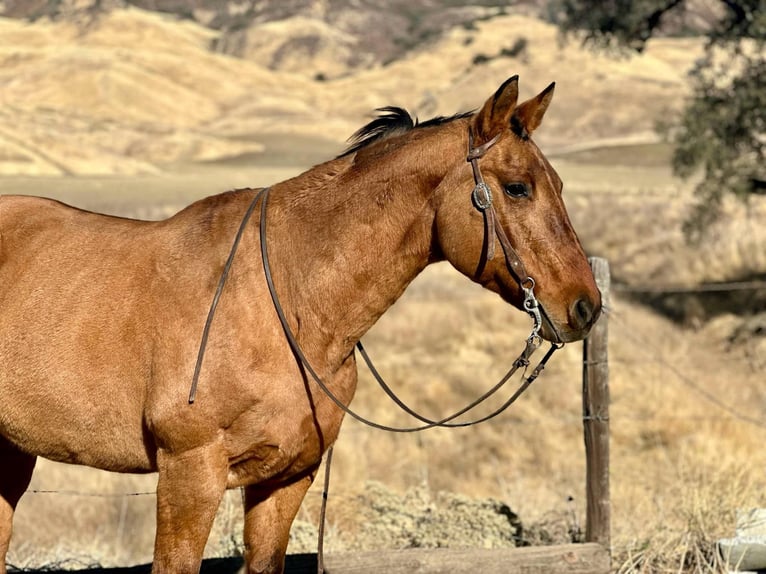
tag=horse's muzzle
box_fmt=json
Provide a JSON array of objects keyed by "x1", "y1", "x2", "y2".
[{"x1": 539, "y1": 292, "x2": 602, "y2": 343}]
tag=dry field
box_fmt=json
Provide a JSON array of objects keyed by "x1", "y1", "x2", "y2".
[
  {"x1": 2, "y1": 6, "x2": 766, "y2": 573},
  {"x1": 3, "y1": 144, "x2": 765, "y2": 573},
  {"x1": 0, "y1": 9, "x2": 704, "y2": 175}
]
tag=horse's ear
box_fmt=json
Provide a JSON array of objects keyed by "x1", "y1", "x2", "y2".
[
  {"x1": 511, "y1": 82, "x2": 555, "y2": 139},
  {"x1": 473, "y1": 75, "x2": 519, "y2": 143}
]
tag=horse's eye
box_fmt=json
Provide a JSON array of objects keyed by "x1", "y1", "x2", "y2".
[{"x1": 504, "y1": 182, "x2": 530, "y2": 198}]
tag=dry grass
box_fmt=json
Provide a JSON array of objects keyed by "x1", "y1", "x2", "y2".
[
  {"x1": 2, "y1": 8, "x2": 765, "y2": 571},
  {"x1": 606, "y1": 303, "x2": 765, "y2": 573},
  {"x1": 6, "y1": 150, "x2": 764, "y2": 572}
]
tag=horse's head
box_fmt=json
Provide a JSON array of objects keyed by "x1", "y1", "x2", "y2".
[{"x1": 434, "y1": 76, "x2": 601, "y2": 343}]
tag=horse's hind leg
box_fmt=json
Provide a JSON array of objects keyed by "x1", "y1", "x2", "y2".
[
  {"x1": 0, "y1": 440, "x2": 37, "y2": 574},
  {"x1": 242, "y1": 468, "x2": 317, "y2": 574},
  {"x1": 152, "y1": 442, "x2": 228, "y2": 574}
]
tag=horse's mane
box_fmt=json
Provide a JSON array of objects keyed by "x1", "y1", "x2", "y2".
[{"x1": 339, "y1": 107, "x2": 474, "y2": 157}]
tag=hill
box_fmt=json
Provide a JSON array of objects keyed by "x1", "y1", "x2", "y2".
[
  {"x1": 0, "y1": 6, "x2": 703, "y2": 176},
  {"x1": 1, "y1": 4, "x2": 765, "y2": 572}
]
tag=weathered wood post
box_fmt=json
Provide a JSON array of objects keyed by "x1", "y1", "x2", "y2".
[{"x1": 583, "y1": 257, "x2": 611, "y2": 552}]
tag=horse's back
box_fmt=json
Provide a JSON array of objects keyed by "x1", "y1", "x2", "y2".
[
  {"x1": 0, "y1": 194, "x2": 167, "y2": 320},
  {"x1": 0, "y1": 189, "x2": 259, "y2": 274},
  {"x1": 0, "y1": 194, "x2": 154, "y2": 266}
]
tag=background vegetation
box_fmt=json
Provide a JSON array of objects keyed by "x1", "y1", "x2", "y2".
[{"x1": 555, "y1": 0, "x2": 766, "y2": 239}]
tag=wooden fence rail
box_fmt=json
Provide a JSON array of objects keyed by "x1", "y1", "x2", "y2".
[{"x1": 286, "y1": 543, "x2": 610, "y2": 573}]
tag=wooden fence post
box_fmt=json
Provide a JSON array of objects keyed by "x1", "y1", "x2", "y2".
[{"x1": 583, "y1": 257, "x2": 611, "y2": 552}]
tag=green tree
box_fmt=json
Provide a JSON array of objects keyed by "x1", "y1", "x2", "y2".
[{"x1": 555, "y1": 0, "x2": 765, "y2": 240}]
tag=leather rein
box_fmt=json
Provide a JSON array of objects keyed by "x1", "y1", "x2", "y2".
[
  {"x1": 188, "y1": 130, "x2": 563, "y2": 427},
  {"x1": 187, "y1": 129, "x2": 565, "y2": 574}
]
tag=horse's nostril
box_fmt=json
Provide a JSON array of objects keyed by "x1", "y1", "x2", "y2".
[{"x1": 572, "y1": 297, "x2": 596, "y2": 330}]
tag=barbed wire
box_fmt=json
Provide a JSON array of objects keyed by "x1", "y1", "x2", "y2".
[
  {"x1": 608, "y1": 309, "x2": 766, "y2": 430},
  {"x1": 398, "y1": 280, "x2": 766, "y2": 307},
  {"x1": 25, "y1": 489, "x2": 155, "y2": 497},
  {"x1": 613, "y1": 280, "x2": 766, "y2": 293},
  {"x1": 18, "y1": 297, "x2": 765, "y2": 504}
]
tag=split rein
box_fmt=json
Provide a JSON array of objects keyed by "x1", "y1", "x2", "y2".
[
  {"x1": 186, "y1": 131, "x2": 564, "y2": 573},
  {"x1": 187, "y1": 183, "x2": 560, "y2": 424},
  {"x1": 188, "y1": 130, "x2": 563, "y2": 419}
]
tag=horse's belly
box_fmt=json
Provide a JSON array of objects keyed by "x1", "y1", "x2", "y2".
[{"x1": 0, "y1": 388, "x2": 155, "y2": 472}]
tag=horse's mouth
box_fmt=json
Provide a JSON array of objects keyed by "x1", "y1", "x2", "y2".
[
  {"x1": 492, "y1": 277, "x2": 600, "y2": 343},
  {"x1": 537, "y1": 303, "x2": 568, "y2": 344},
  {"x1": 538, "y1": 299, "x2": 601, "y2": 344}
]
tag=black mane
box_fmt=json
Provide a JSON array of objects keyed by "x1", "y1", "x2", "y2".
[{"x1": 339, "y1": 107, "x2": 474, "y2": 157}]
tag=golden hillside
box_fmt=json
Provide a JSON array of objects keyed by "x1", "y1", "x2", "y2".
[
  {"x1": 6, "y1": 7, "x2": 761, "y2": 290},
  {"x1": 0, "y1": 8, "x2": 702, "y2": 176}
]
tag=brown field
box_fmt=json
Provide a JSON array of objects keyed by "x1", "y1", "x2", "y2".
[{"x1": 2, "y1": 6, "x2": 766, "y2": 573}]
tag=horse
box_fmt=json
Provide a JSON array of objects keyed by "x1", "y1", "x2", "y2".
[{"x1": 0, "y1": 75, "x2": 601, "y2": 574}]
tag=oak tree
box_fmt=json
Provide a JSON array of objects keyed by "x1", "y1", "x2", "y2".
[{"x1": 555, "y1": 0, "x2": 765, "y2": 239}]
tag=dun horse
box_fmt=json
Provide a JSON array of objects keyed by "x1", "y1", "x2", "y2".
[{"x1": 0, "y1": 77, "x2": 600, "y2": 573}]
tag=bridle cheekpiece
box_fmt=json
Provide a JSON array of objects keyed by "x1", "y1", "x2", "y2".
[{"x1": 467, "y1": 129, "x2": 545, "y2": 344}]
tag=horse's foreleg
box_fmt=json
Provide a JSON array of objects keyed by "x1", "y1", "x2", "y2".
[
  {"x1": 152, "y1": 443, "x2": 228, "y2": 574},
  {"x1": 242, "y1": 468, "x2": 318, "y2": 574},
  {"x1": 0, "y1": 441, "x2": 37, "y2": 574}
]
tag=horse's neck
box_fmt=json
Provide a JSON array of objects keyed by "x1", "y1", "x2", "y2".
[{"x1": 267, "y1": 123, "x2": 466, "y2": 363}]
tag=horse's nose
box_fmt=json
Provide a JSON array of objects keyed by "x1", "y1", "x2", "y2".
[{"x1": 569, "y1": 296, "x2": 599, "y2": 332}]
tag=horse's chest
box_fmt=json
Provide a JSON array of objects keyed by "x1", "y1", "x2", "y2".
[
  {"x1": 160, "y1": 354, "x2": 357, "y2": 489},
  {"x1": 222, "y1": 402, "x2": 339, "y2": 488}
]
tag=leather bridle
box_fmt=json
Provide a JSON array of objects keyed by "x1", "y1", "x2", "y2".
[
  {"x1": 186, "y1": 128, "x2": 566, "y2": 574},
  {"x1": 467, "y1": 129, "x2": 546, "y2": 342},
  {"x1": 188, "y1": 130, "x2": 563, "y2": 425}
]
